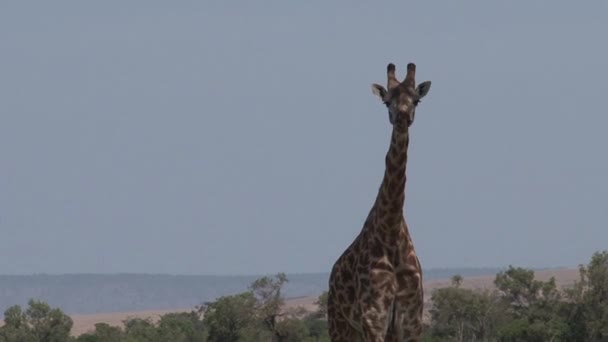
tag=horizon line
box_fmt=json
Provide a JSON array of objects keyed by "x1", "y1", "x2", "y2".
[{"x1": 0, "y1": 265, "x2": 578, "y2": 277}]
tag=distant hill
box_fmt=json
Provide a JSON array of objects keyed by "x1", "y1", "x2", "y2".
[{"x1": 0, "y1": 268, "x2": 504, "y2": 315}]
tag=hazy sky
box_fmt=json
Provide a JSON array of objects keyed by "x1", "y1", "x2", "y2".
[{"x1": 1, "y1": 2, "x2": 607, "y2": 275}]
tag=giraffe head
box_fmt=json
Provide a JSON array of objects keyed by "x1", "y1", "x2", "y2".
[{"x1": 371, "y1": 63, "x2": 431, "y2": 128}]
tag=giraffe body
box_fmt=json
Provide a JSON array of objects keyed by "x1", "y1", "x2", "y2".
[{"x1": 328, "y1": 63, "x2": 431, "y2": 342}]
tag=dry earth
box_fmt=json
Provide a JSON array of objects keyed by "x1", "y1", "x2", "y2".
[{"x1": 66, "y1": 268, "x2": 580, "y2": 336}]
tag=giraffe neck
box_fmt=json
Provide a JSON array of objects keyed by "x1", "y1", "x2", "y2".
[{"x1": 374, "y1": 126, "x2": 410, "y2": 227}]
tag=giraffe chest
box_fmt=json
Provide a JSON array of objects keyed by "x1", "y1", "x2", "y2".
[
  {"x1": 365, "y1": 228, "x2": 416, "y2": 264},
  {"x1": 364, "y1": 234, "x2": 422, "y2": 295}
]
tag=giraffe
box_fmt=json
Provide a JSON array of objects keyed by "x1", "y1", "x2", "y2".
[{"x1": 327, "y1": 62, "x2": 431, "y2": 342}]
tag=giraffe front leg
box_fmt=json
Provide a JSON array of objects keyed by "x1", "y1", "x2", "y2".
[
  {"x1": 328, "y1": 284, "x2": 363, "y2": 342},
  {"x1": 328, "y1": 310, "x2": 361, "y2": 342},
  {"x1": 360, "y1": 291, "x2": 395, "y2": 342},
  {"x1": 392, "y1": 273, "x2": 424, "y2": 341},
  {"x1": 386, "y1": 300, "x2": 422, "y2": 342},
  {"x1": 385, "y1": 310, "x2": 422, "y2": 342}
]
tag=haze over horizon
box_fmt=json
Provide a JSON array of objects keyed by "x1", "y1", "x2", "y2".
[{"x1": 2, "y1": 2, "x2": 607, "y2": 275}]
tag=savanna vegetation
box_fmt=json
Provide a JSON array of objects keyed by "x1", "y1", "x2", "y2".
[
  {"x1": 1, "y1": 251, "x2": 606, "y2": 342},
  {"x1": 0, "y1": 273, "x2": 330, "y2": 342},
  {"x1": 423, "y1": 250, "x2": 608, "y2": 342}
]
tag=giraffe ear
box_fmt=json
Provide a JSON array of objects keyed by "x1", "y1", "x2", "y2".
[
  {"x1": 371, "y1": 84, "x2": 388, "y2": 101},
  {"x1": 416, "y1": 81, "x2": 432, "y2": 99}
]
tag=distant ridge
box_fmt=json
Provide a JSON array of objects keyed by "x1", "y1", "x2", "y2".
[{"x1": 0, "y1": 268, "x2": 505, "y2": 315}]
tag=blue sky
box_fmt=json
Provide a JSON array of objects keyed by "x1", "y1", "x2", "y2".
[{"x1": 1, "y1": 2, "x2": 607, "y2": 275}]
